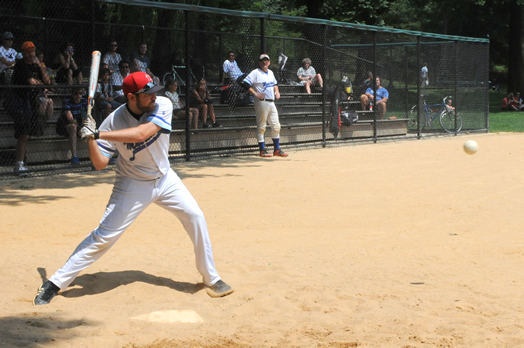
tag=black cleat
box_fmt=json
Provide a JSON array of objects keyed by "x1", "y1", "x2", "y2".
[
  {"x1": 33, "y1": 280, "x2": 60, "y2": 305},
  {"x1": 206, "y1": 280, "x2": 234, "y2": 298}
]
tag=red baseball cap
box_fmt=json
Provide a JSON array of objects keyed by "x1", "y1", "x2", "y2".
[{"x1": 122, "y1": 72, "x2": 163, "y2": 96}]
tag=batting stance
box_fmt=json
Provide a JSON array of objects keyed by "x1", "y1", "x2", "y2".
[
  {"x1": 33, "y1": 72, "x2": 234, "y2": 305},
  {"x1": 242, "y1": 54, "x2": 288, "y2": 158}
]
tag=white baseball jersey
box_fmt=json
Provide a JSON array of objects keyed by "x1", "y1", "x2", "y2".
[
  {"x1": 97, "y1": 96, "x2": 172, "y2": 180},
  {"x1": 243, "y1": 68, "x2": 278, "y2": 100},
  {"x1": 49, "y1": 95, "x2": 222, "y2": 291}
]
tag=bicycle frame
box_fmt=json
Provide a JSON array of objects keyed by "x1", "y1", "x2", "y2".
[{"x1": 409, "y1": 96, "x2": 462, "y2": 133}]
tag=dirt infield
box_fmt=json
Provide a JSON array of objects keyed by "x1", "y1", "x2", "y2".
[{"x1": 1, "y1": 133, "x2": 523, "y2": 348}]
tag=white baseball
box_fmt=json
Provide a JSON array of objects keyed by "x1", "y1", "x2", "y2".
[{"x1": 463, "y1": 140, "x2": 478, "y2": 155}]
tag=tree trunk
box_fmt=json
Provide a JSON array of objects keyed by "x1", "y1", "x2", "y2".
[{"x1": 507, "y1": 1, "x2": 524, "y2": 94}]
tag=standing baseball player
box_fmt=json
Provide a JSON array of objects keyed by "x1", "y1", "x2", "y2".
[
  {"x1": 33, "y1": 72, "x2": 233, "y2": 305},
  {"x1": 242, "y1": 54, "x2": 288, "y2": 158}
]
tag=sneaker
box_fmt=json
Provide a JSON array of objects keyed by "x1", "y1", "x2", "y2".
[
  {"x1": 259, "y1": 149, "x2": 272, "y2": 157},
  {"x1": 71, "y1": 156, "x2": 80, "y2": 165},
  {"x1": 13, "y1": 161, "x2": 29, "y2": 176},
  {"x1": 206, "y1": 280, "x2": 234, "y2": 298},
  {"x1": 273, "y1": 149, "x2": 288, "y2": 157},
  {"x1": 202, "y1": 123, "x2": 209, "y2": 129},
  {"x1": 212, "y1": 122, "x2": 222, "y2": 128},
  {"x1": 33, "y1": 280, "x2": 60, "y2": 305}
]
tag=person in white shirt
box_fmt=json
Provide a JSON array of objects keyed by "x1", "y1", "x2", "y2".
[
  {"x1": 242, "y1": 54, "x2": 288, "y2": 158},
  {"x1": 420, "y1": 62, "x2": 428, "y2": 88},
  {"x1": 221, "y1": 51, "x2": 243, "y2": 84},
  {"x1": 0, "y1": 32, "x2": 21, "y2": 85},
  {"x1": 33, "y1": 72, "x2": 234, "y2": 306},
  {"x1": 296, "y1": 58, "x2": 323, "y2": 94}
]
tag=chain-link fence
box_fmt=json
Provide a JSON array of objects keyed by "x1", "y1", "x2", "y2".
[{"x1": 0, "y1": 0, "x2": 489, "y2": 179}]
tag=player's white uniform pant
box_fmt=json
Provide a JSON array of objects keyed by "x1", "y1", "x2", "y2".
[
  {"x1": 49, "y1": 169, "x2": 220, "y2": 289},
  {"x1": 254, "y1": 100, "x2": 281, "y2": 142}
]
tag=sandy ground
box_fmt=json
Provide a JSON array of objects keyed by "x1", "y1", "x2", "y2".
[{"x1": 1, "y1": 133, "x2": 523, "y2": 348}]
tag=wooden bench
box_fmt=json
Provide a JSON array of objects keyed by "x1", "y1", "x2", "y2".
[{"x1": 0, "y1": 86, "x2": 408, "y2": 166}]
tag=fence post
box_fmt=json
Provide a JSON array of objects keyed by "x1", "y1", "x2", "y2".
[
  {"x1": 91, "y1": 0, "x2": 96, "y2": 53},
  {"x1": 454, "y1": 40, "x2": 458, "y2": 135},
  {"x1": 321, "y1": 25, "x2": 327, "y2": 148},
  {"x1": 185, "y1": 10, "x2": 191, "y2": 161},
  {"x1": 405, "y1": 45, "x2": 409, "y2": 121},
  {"x1": 416, "y1": 36, "x2": 421, "y2": 139},
  {"x1": 260, "y1": 18, "x2": 266, "y2": 53},
  {"x1": 372, "y1": 31, "x2": 377, "y2": 143}
]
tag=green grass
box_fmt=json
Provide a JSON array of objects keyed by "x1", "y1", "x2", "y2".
[{"x1": 489, "y1": 90, "x2": 524, "y2": 132}]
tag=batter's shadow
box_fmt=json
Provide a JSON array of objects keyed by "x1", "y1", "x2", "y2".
[{"x1": 51, "y1": 270, "x2": 204, "y2": 298}]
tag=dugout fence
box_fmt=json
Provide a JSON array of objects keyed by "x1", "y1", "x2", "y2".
[{"x1": 0, "y1": 0, "x2": 489, "y2": 179}]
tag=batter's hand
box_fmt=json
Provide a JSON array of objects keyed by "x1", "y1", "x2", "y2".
[{"x1": 80, "y1": 115, "x2": 98, "y2": 141}]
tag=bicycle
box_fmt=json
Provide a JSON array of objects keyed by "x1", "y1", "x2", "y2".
[
  {"x1": 409, "y1": 96, "x2": 462, "y2": 133},
  {"x1": 162, "y1": 63, "x2": 205, "y2": 87}
]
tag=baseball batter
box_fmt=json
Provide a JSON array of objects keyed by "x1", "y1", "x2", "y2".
[
  {"x1": 33, "y1": 72, "x2": 234, "y2": 305},
  {"x1": 242, "y1": 54, "x2": 288, "y2": 158}
]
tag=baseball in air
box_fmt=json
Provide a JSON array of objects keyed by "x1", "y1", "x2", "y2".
[{"x1": 463, "y1": 140, "x2": 478, "y2": 155}]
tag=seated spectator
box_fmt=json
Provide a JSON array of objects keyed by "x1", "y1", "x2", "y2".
[
  {"x1": 53, "y1": 43, "x2": 83, "y2": 85},
  {"x1": 37, "y1": 51, "x2": 56, "y2": 86},
  {"x1": 507, "y1": 93, "x2": 519, "y2": 111},
  {"x1": 501, "y1": 93, "x2": 511, "y2": 111},
  {"x1": 221, "y1": 51, "x2": 243, "y2": 85},
  {"x1": 102, "y1": 40, "x2": 121, "y2": 75},
  {"x1": 297, "y1": 58, "x2": 323, "y2": 94},
  {"x1": 8, "y1": 41, "x2": 52, "y2": 176},
  {"x1": 130, "y1": 42, "x2": 160, "y2": 84},
  {"x1": 56, "y1": 88, "x2": 87, "y2": 165},
  {"x1": 360, "y1": 71, "x2": 374, "y2": 95},
  {"x1": 445, "y1": 98, "x2": 456, "y2": 114},
  {"x1": 95, "y1": 68, "x2": 122, "y2": 120},
  {"x1": 164, "y1": 79, "x2": 199, "y2": 129},
  {"x1": 190, "y1": 79, "x2": 221, "y2": 128},
  {"x1": 0, "y1": 32, "x2": 21, "y2": 86},
  {"x1": 360, "y1": 76, "x2": 389, "y2": 119},
  {"x1": 511, "y1": 92, "x2": 523, "y2": 111},
  {"x1": 111, "y1": 59, "x2": 130, "y2": 103}
]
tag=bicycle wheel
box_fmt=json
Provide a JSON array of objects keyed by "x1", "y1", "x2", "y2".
[
  {"x1": 162, "y1": 72, "x2": 175, "y2": 86},
  {"x1": 408, "y1": 105, "x2": 428, "y2": 131},
  {"x1": 439, "y1": 110, "x2": 462, "y2": 133}
]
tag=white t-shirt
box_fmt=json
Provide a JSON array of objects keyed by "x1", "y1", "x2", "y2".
[
  {"x1": 0, "y1": 46, "x2": 21, "y2": 73},
  {"x1": 421, "y1": 66, "x2": 428, "y2": 78},
  {"x1": 223, "y1": 60, "x2": 243, "y2": 81},
  {"x1": 243, "y1": 68, "x2": 278, "y2": 100},
  {"x1": 297, "y1": 66, "x2": 316, "y2": 78},
  {"x1": 97, "y1": 96, "x2": 173, "y2": 180}
]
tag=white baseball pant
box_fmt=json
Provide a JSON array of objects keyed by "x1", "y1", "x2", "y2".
[
  {"x1": 49, "y1": 168, "x2": 221, "y2": 289},
  {"x1": 254, "y1": 99, "x2": 281, "y2": 142}
]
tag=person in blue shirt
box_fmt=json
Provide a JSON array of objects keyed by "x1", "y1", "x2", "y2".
[
  {"x1": 56, "y1": 87, "x2": 88, "y2": 164},
  {"x1": 360, "y1": 76, "x2": 389, "y2": 119}
]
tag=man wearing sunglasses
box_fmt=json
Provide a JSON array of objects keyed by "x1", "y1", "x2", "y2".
[
  {"x1": 221, "y1": 51, "x2": 243, "y2": 85},
  {"x1": 34, "y1": 72, "x2": 234, "y2": 306},
  {"x1": 53, "y1": 43, "x2": 83, "y2": 85}
]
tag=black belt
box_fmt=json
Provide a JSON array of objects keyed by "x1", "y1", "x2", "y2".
[{"x1": 259, "y1": 98, "x2": 274, "y2": 102}]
